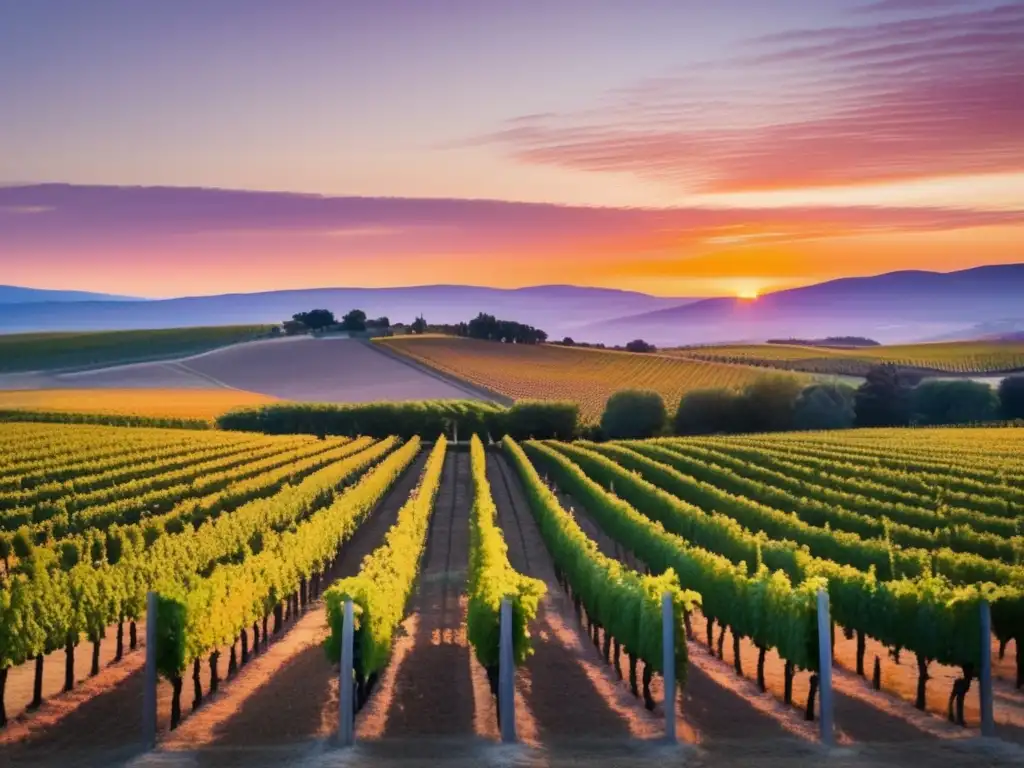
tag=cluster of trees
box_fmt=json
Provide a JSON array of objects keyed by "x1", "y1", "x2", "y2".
[
  {"x1": 404, "y1": 313, "x2": 547, "y2": 344},
  {"x1": 595, "y1": 366, "x2": 1024, "y2": 440},
  {"x1": 464, "y1": 313, "x2": 547, "y2": 344},
  {"x1": 559, "y1": 337, "x2": 656, "y2": 353},
  {"x1": 281, "y1": 309, "x2": 391, "y2": 335},
  {"x1": 854, "y1": 366, "x2": 1024, "y2": 427}
]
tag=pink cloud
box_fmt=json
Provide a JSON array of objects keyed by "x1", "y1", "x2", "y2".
[{"x1": 472, "y1": 2, "x2": 1024, "y2": 193}]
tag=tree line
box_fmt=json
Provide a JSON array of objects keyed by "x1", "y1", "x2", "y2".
[
  {"x1": 280, "y1": 309, "x2": 546, "y2": 344},
  {"x1": 410, "y1": 313, "x2": 547, "y2": 344},
  {"x1": 594, "y1": 366, "x2": 1024, "y2": 440},
  {"x1": 281, "y1": 309, "x2": 391, "y2": 335}
]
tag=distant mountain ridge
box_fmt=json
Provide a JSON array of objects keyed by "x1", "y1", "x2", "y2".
[
  {"x1": 0, "y1": 285, "x2": 141, "y2": 304},
  {"x1": 584, "y1": 264, "x2": 1024, "y2": 346},
  {"x1": 3, "y1": 264, "x2": 1021, "y2": 346},
  {"x1": 0, "y1": 284, "x2": 693, "y2": 337}
]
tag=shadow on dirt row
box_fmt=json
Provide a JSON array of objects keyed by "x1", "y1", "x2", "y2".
[
  {"x1": 521, "y1": 602, "x2": 634, "y2": 740},
  {"x1": 379, "y1": 452, "x2": 477, "y2": 738}
]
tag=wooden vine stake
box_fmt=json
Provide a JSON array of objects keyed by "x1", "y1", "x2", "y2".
[
  {"x1": 816, "y1": 589, "x2": 835, "y2": 747},
  {"x1": 143, "y1": 591, "x2": 157, "y2": 749},
  {"x1": 663, "y1": 592, "x2": 676, "y2": 743},
  {"x1": 339, "y1": 599, "x2": 355, "y2": 747},
  {"x1": 980, "y1": 600, "x2": 995, "y2": 737},
  {"x1": 499, "y1": 598, "x2": 517, "y2": 743}
]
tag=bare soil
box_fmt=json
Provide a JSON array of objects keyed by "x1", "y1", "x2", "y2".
[
  {"x1": 183, "y1": 338, "x2": 486, "y2": 402},
  {"x1": 1, "y1": 619, "x2": 147, "y2": 738},
  {"x1": 0, "y1": 338, "x2": 488, "y2": 403},
  {"x1": 487, "y1": 451, "x2": 651, "y2": 745},
  {"x1": 95, "y1": 737, "x2": 1024, "y2": 768},
  {"x1": 370, "y1": 451, "x2": 481, "y2": 738}
]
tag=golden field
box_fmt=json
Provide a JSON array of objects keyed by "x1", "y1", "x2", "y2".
[
  {"x1": 671, "y1": 340, "x2": 1024, "y2": 375},
  {"x1": 378, "y1": 336, "x2": 786, "y2": 423},
  {"x1": 0, "y1": 388, "x2": 278, "y2": 420}
]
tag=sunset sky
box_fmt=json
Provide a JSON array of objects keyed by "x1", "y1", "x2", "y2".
[{"x1": 1, "y1": 0, "x2": 1022, "y2": 298}]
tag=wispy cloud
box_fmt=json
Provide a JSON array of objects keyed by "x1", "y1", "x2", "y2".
[
  {"x1": 471, "y1": 2, "x2": 1024, "y2": 194},
  {"x1": 853, "y1": 0, "x2": 976, "y2": 14},
  {"x1": 0, "y1": 205, "x2": 53, "y2": 214}
]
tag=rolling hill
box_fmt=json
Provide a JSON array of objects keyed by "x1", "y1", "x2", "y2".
[
  {"x1": 0, "y1": 285, "x2": 140, "y2": 303},
  {"x1": 585, "y1": 264, "x2": 1024, "y2": 346}
]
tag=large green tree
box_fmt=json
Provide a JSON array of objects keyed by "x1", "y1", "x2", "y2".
[
  {"x1": 912, "y1": 380, "x2": 998, "y2": 425},
  {"x1": 998, "y1": 375, "x2": 1024, "y2": 419},
  {"x1": 291, "y1": 309, "x2": 336, "y2": 331},
  {"x1": 673, "y1": 389, "x2": 743, "y2": 435},
  {"x1": 600, "y1": 389, "x2": 667, "y2": 439},
  {"x1": 341, "y1": 309, "x2": 367, "y2": 332},
  {"x1": 738, "y1": 375, "x2": 803, "y2": 433},
  {"x1": 854, "y1": 364, "x2": 913, "y2": 427},
  {"x1": 793, "y1": 382, "x2": 856, "y2": 431}
]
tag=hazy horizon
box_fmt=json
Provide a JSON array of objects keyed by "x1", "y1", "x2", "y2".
[{"x1": 4, "y1": 254, "x2": 1021, "y2": 302}]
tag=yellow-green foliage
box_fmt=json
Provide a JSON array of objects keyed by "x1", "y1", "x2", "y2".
[
  {"x1": 466, "y1": 435, "x2": 545, "y2": 668},
  {"x1": 153, "y1": 437, "x2": 422, "y2": 678},
  {"x1": 523, "y1": 439, "x2": 822, "y2": 671},
  {"x1": 673, "y1": 340, "x2": 1024, "y2": 375},
  {"x1": 1, "y1": 437, "x2": 395, "y2": 685},
  {"x1": 324, "y1": 436, "x2": 448, "y2": 674},
  {"x1": 502, "y1": 436, "x2": 698, "y2": 679},
  {"x1": 532, "y1": 432, "x2": 1024, "y2": 669}
]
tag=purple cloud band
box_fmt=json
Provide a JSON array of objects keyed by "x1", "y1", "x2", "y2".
[
  {"x1": 470, "y1": 2, "x2": 1024, "y2": 193},
  {"x1": 2, "y1": 183, "x2": 1021, "y2": 245}
]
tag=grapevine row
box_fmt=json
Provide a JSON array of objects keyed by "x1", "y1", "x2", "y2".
[
  {"x1": 659, "y1": 441, "x2": 1019, "y2": 539},
  {"x1": 0, "y1": 439, "x2": 398, "y2": 724},
  {"x1": 536, "y1": 441, "x2": 1024, "y2": 695},
  {"x1": 503, "y1": 436, "x2": 697, "y2": 703},
  {"x1": 153, "y1": 437, "x2": 423, "y2": 727},
  {"x1": 522, "y1": 439, "x2": 823, "y2": 696},
  {"x1": 0, "y1": 436, "x2": 299, "y2": 513},
  {"x1": 707, "y1": 439, "x2": 1024, "y2": 513},
  {"x1": 0, "y1": 423, "x2": 232, "y2": 473},
  {"x1": 465, "y1": 435, "x2": 545, "y2": 687},
  {"x1": 554, "y1": 441, "x2": 930, "y2": 582},
  {"x1": 620, "y1": 442, "x2": 1023, "y2": 565},
  {"x1": 12, "y1": 438, "x2": 374, "y2": 575},
  {"x1": 324, "y1": 436, "x2": 448, "y2": 708},
  {"x1": 0, "y1": 430, "x2": 268, "y2": 493}
]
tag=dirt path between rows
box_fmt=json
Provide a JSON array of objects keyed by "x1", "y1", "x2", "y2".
[
  {"x1": 365, "y1": 451, "x2": 483, "y2": 739},
  {"x1": 487, "y1": 451, "x2": 666, "y2": 745},
  {"x1": 532, "y1": 470, "x2": 813, "y2": 745}
]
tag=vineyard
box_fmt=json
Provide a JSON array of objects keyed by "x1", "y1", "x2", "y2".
[
  {"x1": 669, "y1": 340, "x2": 1024, "y2": 376},
  {"x1": 0, "y1": 389, "x2": 277, "y2": 422},
  {"x1": 378, "y1": 336, "x2": 782, "y2": 423},
  {"x1": 2, "y1": 421, "x2": 1024, "y2": 767}
]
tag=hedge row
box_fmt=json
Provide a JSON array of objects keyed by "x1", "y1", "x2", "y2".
[
  {"x1": 216, "y1": 399, "x2": 579, "y2": 441},
  {"x1": 0, "y1": 409, "x2": 211, "y2": 430}
]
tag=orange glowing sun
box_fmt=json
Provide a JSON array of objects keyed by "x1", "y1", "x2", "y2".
[{"x1": 737, "y1": 289, "x2": 759, "y2": 300}]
